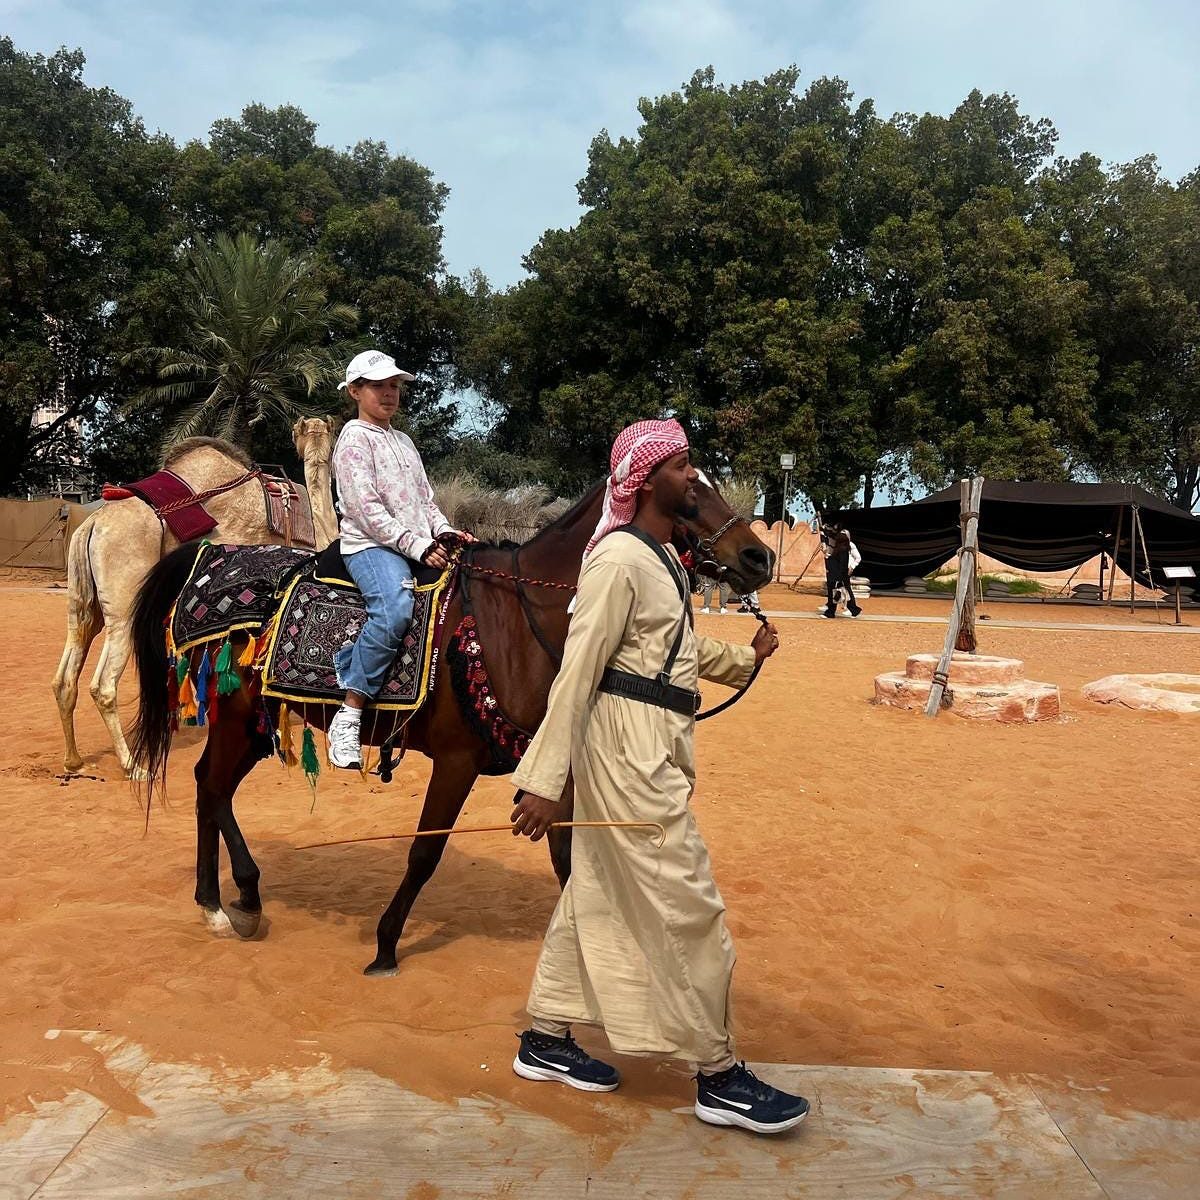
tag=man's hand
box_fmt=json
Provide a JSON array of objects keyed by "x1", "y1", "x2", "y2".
[
  {"x1": 752, "y1": 621, "x2": 780, "y2": 664},
  {"x1": 511, "y1": 791, "x2": 559, "y2": 842}
]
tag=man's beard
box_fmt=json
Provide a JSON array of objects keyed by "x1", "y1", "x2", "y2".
[{"x1": 675, "y1": 499, "x2": 700, "y2": 520}]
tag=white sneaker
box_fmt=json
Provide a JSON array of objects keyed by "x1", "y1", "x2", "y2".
[
  {"x1": 719, "y1": 607, "x2": 728, "y2": 615},
  {"x1": 700, "y1": 607, "x2": 711, "y2": 614},
  {"x1": 328, "y1": 707, "x2": 363, "y2": 769}
]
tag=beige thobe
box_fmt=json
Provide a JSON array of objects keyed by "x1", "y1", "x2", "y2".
[{"x1": 511, "y1": 532, "x2": 754, "y2": 1064}]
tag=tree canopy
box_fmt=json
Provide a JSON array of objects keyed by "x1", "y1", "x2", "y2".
[{"x1": 3, "y1": 44, "x2": 1198, "y2": 512}]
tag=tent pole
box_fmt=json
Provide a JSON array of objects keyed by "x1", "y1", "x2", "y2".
[
  {"x1": 1133, "y1": 505, "x2": 1160, "y2": 622},
  {"x1": 1130, "y1": 504, "x2": 1137, "y2": 614},
  {"x1": 926, "y1": 476, "x2": 983, "y2": 717},
  {"x1": 956, "y1": 478, "x2": 978, "y2": 653},
  {"x1": 1107, "y1": 505, "x2": 1123, "y2": 604}
]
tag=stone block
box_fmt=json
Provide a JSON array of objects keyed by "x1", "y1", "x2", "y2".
[
  {"x1": 1082, "y1": 674, "x2": 1200, "y2": 714},
  {"x1": 905, "y1": 652, "x2": 1025, "y2": 685},
  {"x1": 874, "y1": 670, "x2": 1060, "y2": 723}
]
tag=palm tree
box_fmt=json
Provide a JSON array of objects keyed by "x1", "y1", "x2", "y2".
[{"x1": 127, "y1": 233, "x2": 357, "y2": 448}]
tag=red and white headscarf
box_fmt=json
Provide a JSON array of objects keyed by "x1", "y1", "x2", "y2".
[{"x1": 583, "y1": 418, "x2": 690, "y2": 561}]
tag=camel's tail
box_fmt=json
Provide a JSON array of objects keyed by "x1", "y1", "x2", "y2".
[
  {"x1": 129, "y1": 543, "x2": 201, "y2": 801},
  {"x1": 66, "y1": 513, "x2": 101, "y2": 634}
]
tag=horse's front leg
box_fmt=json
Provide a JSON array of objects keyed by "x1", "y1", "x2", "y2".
[{"x1": 365, "y1": 748, "x2": 481, "y2": 976}]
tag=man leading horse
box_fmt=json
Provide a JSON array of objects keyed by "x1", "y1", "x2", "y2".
[{"x1": 509, "y1": 419, "x2": 808, "y2": 1135}]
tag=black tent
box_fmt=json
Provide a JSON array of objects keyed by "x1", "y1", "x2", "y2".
[{"x1": 825, "y1": 481, "x2": 1200, "y2": 589}]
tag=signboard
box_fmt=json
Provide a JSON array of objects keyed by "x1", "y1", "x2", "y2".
[
  {"x1": 1162, "y1": 566, "x2": 1196, "y2": 579},
  {"x1": 779, "y1": 452, "x2": 796, "y2": 470}
]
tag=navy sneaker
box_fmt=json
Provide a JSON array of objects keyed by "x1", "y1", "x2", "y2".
[
  {"x1": 512, "y1": 1030, "x2": 620, "y2": 1092},
  {"x1": 695, "y1": 1063, "x2": 810, "y2": 1133}
]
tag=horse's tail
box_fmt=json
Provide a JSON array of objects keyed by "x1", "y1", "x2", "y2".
[{"x1": 129, "y1": 543, "x2": 200, "y2": 800}]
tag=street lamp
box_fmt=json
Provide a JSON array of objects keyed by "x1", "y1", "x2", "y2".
[{"x1": 777, "y1": 452, "x2": 795, "y2": 582}]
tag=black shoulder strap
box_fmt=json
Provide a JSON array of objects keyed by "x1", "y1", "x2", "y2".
[{"x1": 614, "y1": 524, "x2": 693, "y2": 685}]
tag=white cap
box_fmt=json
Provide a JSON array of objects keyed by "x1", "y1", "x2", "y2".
[{"x1": 338, "y1": 350, "x2": 416, "y2": 390}]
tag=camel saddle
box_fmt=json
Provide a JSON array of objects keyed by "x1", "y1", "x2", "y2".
[
  {"x1": 103, "y1": 463, "x2": 316, "y2": 549},
  {"x1": 257, "y1": 465, "x2": 317, "y2": 550}
]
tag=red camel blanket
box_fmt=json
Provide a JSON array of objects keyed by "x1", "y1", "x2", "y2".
[{"x1": 102, "y1": 469, "x2": 218, "y2": 542}]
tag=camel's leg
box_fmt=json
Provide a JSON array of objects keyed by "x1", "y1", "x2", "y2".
[
  {"x1": 89, "y1": 620, "x2": 140, "y2": 779},
  {"x1": 365, "y1": 748, "x2": 481, "y2": 976},
  {"x1": 53, "y1": 605, "x2": 103, "y2": 774},
  {"x1": 53, "y1": 518, "x2": 104, "y2": 773}
]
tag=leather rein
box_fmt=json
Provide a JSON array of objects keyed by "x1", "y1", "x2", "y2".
[{"x1": 457, "y1": 512, "x2": 769, "y2": 721}]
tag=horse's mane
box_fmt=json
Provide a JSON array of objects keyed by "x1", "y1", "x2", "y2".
[
  {"x1": 523, "y1": 478, "x2": 606, "y2": 546},
  {"x1": 162, "y1": 437, "x2": 253, "y2": 470}
]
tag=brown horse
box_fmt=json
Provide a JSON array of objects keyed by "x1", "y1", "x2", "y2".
[{"x1": 128, "y1": 478, "x2": 773, "y2": 974}]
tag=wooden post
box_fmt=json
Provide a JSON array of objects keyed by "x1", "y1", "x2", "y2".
[
  {"x1": 1129, "y1": 504, "x2": 1138, "y2": 614},
  {"x1": 1176, "y1": 581, "x2": 1183, "y2": 626},
  {"x1": 1133, "y1": 505, "x2": 1161, "y2": 621},
  {"x1": 925, "y1": 476, "x2": 983, "y2": 717},
  {"x1": 955, "y1": 478, "x2": 978, "y2": 653},
  {"x1": 1106, "y1": 506, "x2": 1123, "y2": 604}
]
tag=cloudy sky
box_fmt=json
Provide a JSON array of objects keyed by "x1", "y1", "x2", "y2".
[{"x1": 5, "y1": 0, "x2": 1198, "y2": 288}]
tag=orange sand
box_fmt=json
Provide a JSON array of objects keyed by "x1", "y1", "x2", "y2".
[{"x1": 2, "y1": 584, "x2": 1198, "y2": 1127}]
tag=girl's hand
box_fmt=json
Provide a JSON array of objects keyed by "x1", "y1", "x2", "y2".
[{"x1": 423, "y1": 543, "x2": 450, "y2": 569}]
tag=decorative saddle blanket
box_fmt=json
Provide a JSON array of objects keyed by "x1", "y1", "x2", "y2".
[
  {"x1": 171, "y1": 543, "x2": 316, "y2": 654},
  {"x1": 260, "y1": 565, "x2": 453, "y2": 712},
  {"x1": 168, "y1": 543, "x2": 454, "y2": 719},
  {"x1": 104, "y1": 469, "x2": 219, "y2": 542}
]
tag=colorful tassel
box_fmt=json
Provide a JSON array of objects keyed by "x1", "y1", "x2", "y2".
[
  {"x1": 178, "y1": 671, "x2": 197, "y2": 724},
  {"x1": 237, "y1": 635, "x2": 258, "y2": 668},
  {"x1": 216, "y1": 638, "x2": 241, "y2": 695},
  {"x1": 301, "y1": 724, "x2": 320, "y2": 794},
  {"x1": 195, "y1": 646, "x2": 212, "y2": 726},
  {"x1": 277, "y1": 702, "x2": 297, "y2": 767},
  {"x1": 166, "y1": 655, "x2": 180, "y2": 715},
  {"x1": 176, "y1": 656, "x2": 189, "y2": 688}
]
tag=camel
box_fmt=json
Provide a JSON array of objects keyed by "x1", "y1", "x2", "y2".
[{"x1": 53, "y1": 416, "x2": 337, "y2": 777}]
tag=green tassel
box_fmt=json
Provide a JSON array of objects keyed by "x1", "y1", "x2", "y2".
[
  {"x1": 176, "y1": 655, "x2": 189, "y2": 688},
  {"x1": 301, "y1": 725, "x2": 320, "y2": 792},
  {"x1": 215, "y1": 638, "x2": 241, "y2": 696}
]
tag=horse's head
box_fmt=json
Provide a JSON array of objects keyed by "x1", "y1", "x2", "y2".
[{"x1": 674, "y1": 470, "x2": 774, "y2": 595}]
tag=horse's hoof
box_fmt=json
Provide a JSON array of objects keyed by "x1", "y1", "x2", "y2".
[
  {"x1": 201, "y1": 907, "x2": 236, "y2": 938},
  {"x1": 363, "y1": 958, "x2": 398, "y2": 977},
  {"x1": 226, "y1": 902, "x2": 262, "y2": 938}
]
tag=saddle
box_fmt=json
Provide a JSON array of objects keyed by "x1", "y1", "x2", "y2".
[
  {"x1": 103, "y1": 464, "x2": 316, "y2": 549},
  {"x1": 258, "y1": 465, "x2": 316, "y2": 550},
  {"x1": 167, "y1": 542, "x2": 455, "y2": 725}
]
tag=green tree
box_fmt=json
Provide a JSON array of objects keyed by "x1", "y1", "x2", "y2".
[
  {"x1": 0, "y1": 39, "x2": 180, "y2": 493},
  {"x1": 126, "y1": 233, "x2": 356, "y2": 453},
  {"x1": 1040, "y1": 155, "x2": 1200, "y2": 509}
]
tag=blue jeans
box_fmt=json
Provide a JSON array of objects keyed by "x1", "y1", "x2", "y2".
[{"x1": 335, "y1": 547, "x2": 416, "y2": 699}]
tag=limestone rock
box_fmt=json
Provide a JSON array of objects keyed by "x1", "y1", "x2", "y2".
[{"x1": 1082, "y1": 674, "x2": 1200, "y2": 714}]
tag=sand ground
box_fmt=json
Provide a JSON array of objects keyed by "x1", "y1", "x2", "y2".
[{"x1": 1, "y1": 582, "x2": 1198, "y2": 1134}]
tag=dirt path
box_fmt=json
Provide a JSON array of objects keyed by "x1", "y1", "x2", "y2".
[{"x1": 2, "y1": 587, "x2": 1197, "y2": 1129}]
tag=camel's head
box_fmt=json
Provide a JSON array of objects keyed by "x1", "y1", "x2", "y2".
[{"x1": 292, "y1": 416, "x2": 334, "y2": 462}]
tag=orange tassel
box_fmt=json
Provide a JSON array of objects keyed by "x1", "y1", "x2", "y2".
[
  {"x1": 237, "y1": 635, "x2": 257, "y2": 668},
  {"x1": 277, "y1": 702, "x2": 297, "y2": 767},
  {"x1": 179, "y1": 672, "x2": 198, "y2": 722}
]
